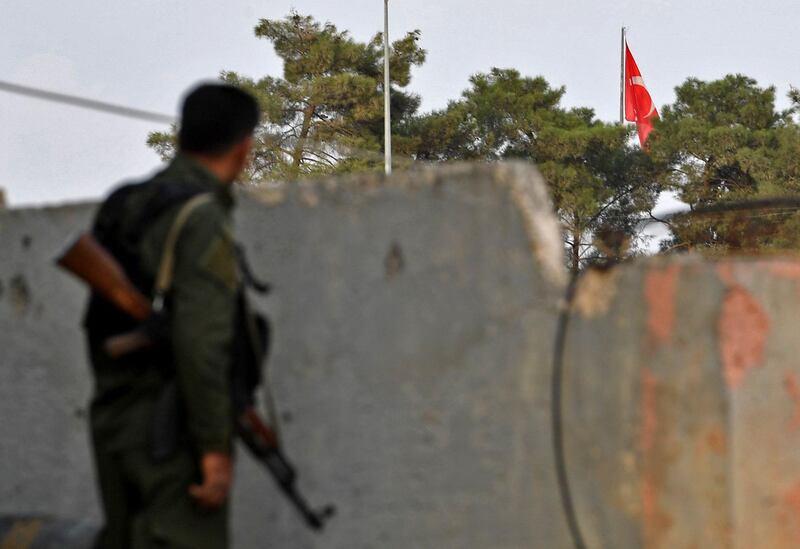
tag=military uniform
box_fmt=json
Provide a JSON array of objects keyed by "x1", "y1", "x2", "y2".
[{"x1": 85, "y1": 154, "x2": 238, "y2": 549}]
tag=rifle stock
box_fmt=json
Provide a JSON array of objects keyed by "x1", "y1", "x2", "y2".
[{"x1": 57, "y1": 234, "x2": 151, "y2": 321}]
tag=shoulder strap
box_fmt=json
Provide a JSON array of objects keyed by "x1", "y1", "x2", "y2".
[
  {"x1": 126, "y1": 180, "x2": 209, "y2": 242},
  {"x1": 151, "y1": 193, "x2": 215, "y2": 311}
]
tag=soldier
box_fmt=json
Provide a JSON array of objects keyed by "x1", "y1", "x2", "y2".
[{"x1": 84, "y1": 83, "x2": 259, "y2": 549}]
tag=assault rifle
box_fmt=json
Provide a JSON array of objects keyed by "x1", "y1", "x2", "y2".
[{"x1": 57, "y1": 234, "x2": 335, "y2": 531}]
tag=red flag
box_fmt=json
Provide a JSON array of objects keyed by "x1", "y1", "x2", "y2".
[{"x1": 625, "y1": 43, "x2": 658, "y2": 146}]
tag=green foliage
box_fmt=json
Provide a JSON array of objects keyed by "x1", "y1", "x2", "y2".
[
  {"x1": 651, "y1": 74, "x2": 800, "y2": 254},
  {"x1": 147, "y1": 12, "x2": 800, "y2": 266},
  {"x1": 408, "y1": 68, "x2": 661, "y2": 271},
  {"x1": 148, "y1": 12, "x2": 426, "y2": 181}
]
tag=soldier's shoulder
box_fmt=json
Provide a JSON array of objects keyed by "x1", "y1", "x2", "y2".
[
  {"x1": 177, "y1": 196, "x2": 238, "y2": 290},
  {"x1": 183, "y1": 191, "x2": 231, "y2": 229},
  {"x1": 170, "y1": 189, "x2": 234, "y2": 250},
  {"x1": 93, "y1": 180, "x2": 148, "y2": 237}
]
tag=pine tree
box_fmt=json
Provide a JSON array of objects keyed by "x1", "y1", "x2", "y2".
[
  {"x1": 651, "y1": 75, "x2": 800, "y2": 254},
  {"x1": 408, "y1": 68, "x2": 661, "y2": 271},
  {"x1": 148, "y1": 12, "x2": 426, "y2": 182}
]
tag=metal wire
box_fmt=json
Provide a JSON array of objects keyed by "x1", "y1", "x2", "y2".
[
  {"x1": 0, "y1": 79, "x2": 175, "y2": 124},
  {"x1": 644, "y1": 197, "x2": 800, "y2": 228},
  {"x1": 552, "y1": 197, "x2": 800, "y2": 549}
]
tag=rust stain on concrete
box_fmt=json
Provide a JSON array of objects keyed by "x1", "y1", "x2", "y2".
[
  {"x1": 640, "y1": 368, "x2": 673, "y2": 547},
  {"x1": 784, "y1": 373, "x2": 800, "y2": 431},
  {"x1": 763, "y1": 260, "x2": 800, "y2": 280},
  {"x1": 717, "y1": 263, "x2": 737, "y2": 286},
  {"x1": 718, "y1": 287, "x2": 769, "y2": 388},
  {"x1": 644, "y1": 265, "x2": 681, "y2": 350},
  {"x1": 778, "y1": 481, "x2": 800, "y2": 544},
  {"x1": 640, "y1": 369, "x2": 659, "y2": 466},
  {"x1": 706, "y1": 428, "x2": 727, "y2": 456}
]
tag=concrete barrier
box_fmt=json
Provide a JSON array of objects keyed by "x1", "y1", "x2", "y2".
[
  {"x1": 563, "y1": 256, "x2": 800, "y2": 548},
  {"x1": 0, "y1": 516, "x2": 95, "y2": 548},
  {"x1": 8, "y1": 163, "x2": 800, "y2": 548},
  {"x1": 0, "y1": 163, "x2": 569, "y2": 548}
]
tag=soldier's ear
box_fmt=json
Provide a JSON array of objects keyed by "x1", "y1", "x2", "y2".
[
  {"x1": 241, "y1": 135, "x2": 254, "y2": 158},
  {"x1": 236, "y1": 136, "x2": 254, "y2": 161},
  {"x1": 230, "y1": 136, "x2": 254, "y2": 179}
]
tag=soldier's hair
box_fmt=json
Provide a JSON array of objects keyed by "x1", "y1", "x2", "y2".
[{"x1": 178, "y1": 83, "x2": 260, "y2": 156}]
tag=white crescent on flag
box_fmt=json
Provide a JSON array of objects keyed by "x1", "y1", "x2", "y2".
[
  {"x1": 629, "y1": 76, "x2": 656, "y2": 118},
  {"x1": 625, "y1": 42, "x2": 659, "y2": 146}
]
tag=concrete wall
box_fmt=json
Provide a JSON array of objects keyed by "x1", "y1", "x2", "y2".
[
  {"x1": 0, "y1": 202, "x2": 97, "y2": 523},
  {"x1": 0, "y1": 163, "x2": 570, "y2": 548},
  {"x1": 6, "y1": 162, "x2": 800, "y2": 548},
  {"x1": 563, "y1": 256, "x2": 800, "y2": 548}
]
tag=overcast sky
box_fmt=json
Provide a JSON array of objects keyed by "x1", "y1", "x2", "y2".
[{"x1": 2, "y1": 0, "x2": 799, "y2": 206}]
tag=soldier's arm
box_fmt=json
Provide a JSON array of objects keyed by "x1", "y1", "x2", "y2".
[{"x1": 170, "y1": 204, "x2": 237, "y2": 454}]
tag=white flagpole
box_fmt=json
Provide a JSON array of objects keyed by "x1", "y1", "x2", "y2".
[
  {"x1": 620, "y1": 26, "x2": 626, "y2": 125},
  {"x1": 384, "y1": 0, "x2": 392, "y2": 175}
]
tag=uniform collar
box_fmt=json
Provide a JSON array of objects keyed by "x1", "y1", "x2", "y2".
[{"x1": 164, "y1": 153, "x2": 235, "y2": 210}]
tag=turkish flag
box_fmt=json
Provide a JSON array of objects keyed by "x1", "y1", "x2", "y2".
[{"x1": 625, "y1": 43, "x2": 658, "y2": 147}]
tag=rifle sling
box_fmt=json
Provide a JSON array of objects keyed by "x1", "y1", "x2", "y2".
[{"x1": 153, "y1": 193, "x2": 214, "y2": 305}]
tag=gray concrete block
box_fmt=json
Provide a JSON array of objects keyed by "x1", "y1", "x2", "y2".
[{"x1": 0, "y1": 163, "x2": 568, "y2": 548}]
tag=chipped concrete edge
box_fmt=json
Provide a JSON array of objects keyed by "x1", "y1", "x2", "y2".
[
  {"x1": 243, "y1": 162, "x2": 568, "y2": 288},
  {"x1": 495, "y1": 163, "x2": 568, "y2": 288},
  {"x1": 0, "y1": 201, "x2": 97, "y2": 217}
]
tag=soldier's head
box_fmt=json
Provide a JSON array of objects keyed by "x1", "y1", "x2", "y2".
[{"x1": 178, "y1": 83, "x2": 260, "y2": 184}]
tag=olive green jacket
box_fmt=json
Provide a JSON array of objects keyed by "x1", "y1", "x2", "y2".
[{"x1": 89, "y1": 154, "x2": 237, "y2": 455}]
